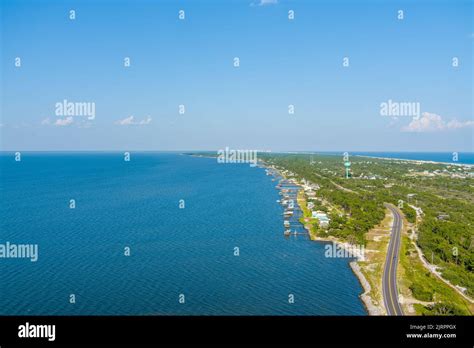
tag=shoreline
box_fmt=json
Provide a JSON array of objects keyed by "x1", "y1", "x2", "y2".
[
  {"x1": 309, "y1": 234, "x2": 381, "y2": 315},
  {"x1": 184, "y1": 152, "x2": 474, "y2": 168},
  {"x1": 263, "y1": 161, "x2": 381, "y2": 316},
  {"x1": 307, "y1": 228, "x2": 381, "y2": 315},
  {"x1": 188, "y1": 154, "x2": 378, "y2": 315},
  {"x1": 353, "y1": 154, "x2": 474, "y2": 168}
]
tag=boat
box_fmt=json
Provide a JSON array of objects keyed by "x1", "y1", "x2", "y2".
[
  {"x1": 284, "y1": 229, "x2": 291, "y2": 236},
  {"x1": 284, "y1": 220, "x2": 290, "y2": 227}
]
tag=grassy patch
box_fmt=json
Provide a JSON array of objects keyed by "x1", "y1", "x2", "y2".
[{"x1": 399, "y1": 235, "x2": 473, "y2": 315}]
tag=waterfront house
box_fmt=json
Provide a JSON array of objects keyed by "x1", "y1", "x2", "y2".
[
  {"x1": 318, "y1": 218, "x2": 330, "y2": 228},
  {"x1": 311, "y1": 211, "x2": 330, "y2": 227}
]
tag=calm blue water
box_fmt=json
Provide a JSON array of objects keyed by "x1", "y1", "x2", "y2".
[
  {"x1": 321, "y1": 152, "x2": 474, "y2": 165},
  {"x1": 0, "y1": 152, "x2": 365, "y2": 315}
]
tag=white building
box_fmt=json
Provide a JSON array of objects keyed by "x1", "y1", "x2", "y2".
[{"x1": 311, "y1": 211, "x2": 330, "y2": 227}]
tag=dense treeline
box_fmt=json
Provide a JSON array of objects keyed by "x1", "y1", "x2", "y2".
[
  {"x1": 261, "y1": 154, "x2": 385, "y2": 245},
  {"x1": 401, "y1": 205, "x2": 417, "y2": 224},
  {"x1": 260, "y1": 152, "x2": 474, "y2": 298}
]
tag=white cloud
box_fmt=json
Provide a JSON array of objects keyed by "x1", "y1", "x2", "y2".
[
  {"x1": 251, "y1": 0, "x2": 278, "y2": 6},
  {"x1": 139, "y1": 116, "x2": 152, "y2": 125},
  {"x1": 55, "y1": 117, "x2": 74, "y2": 127},
  {"x1": 43, "y1": 117, "x2": 94, "y2": 128},
  {"x1": 402, "y1": 112, "x2": 473, "y2": 132},
  {"x1": 446, "y1": 119, "x2": 474, "y2": 129},
  {"x1": 116, "y1": 115, "x2": 135, "y2": 126},
  {"x1": 116, "y1": 115, "x2": 152, "y2": 126}
]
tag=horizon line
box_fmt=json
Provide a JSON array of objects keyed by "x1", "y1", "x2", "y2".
[{"x1": 0, "y1": 150, "x2": 473, "y2": 154}]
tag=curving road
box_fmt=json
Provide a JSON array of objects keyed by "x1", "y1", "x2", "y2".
[{"x1": 383, "y1": 203, "x2": 404, "y2": 316}]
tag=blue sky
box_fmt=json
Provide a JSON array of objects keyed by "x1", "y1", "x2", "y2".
[{"x1": 1, "y1": 0, "x2": 472, "y2": 151}]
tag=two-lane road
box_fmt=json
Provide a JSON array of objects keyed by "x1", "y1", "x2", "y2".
[{"x1": 383, "y1": 203, "x2": 404, "y2": 316}]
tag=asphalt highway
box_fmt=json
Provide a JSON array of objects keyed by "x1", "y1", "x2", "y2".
[{"x1": 383, "y1": 203, "x2": 404, "y2": 316}]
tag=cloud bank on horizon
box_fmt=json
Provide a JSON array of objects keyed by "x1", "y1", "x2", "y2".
[{"x1": 402, "y1": 113, "x2": 474, "y2": 133}]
